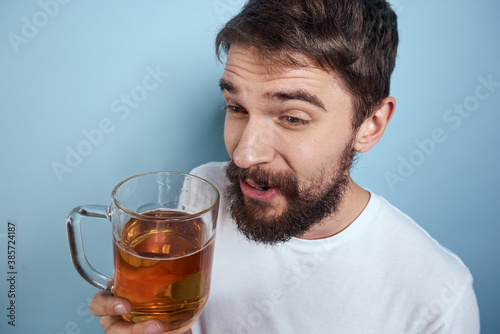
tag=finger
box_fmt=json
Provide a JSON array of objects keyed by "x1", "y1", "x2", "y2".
[
  {"x1": 90, "y1": 290, "x2": 132, "y2": 317},
  {"x1": 101, "y1": 316, "x2": 164, "y2": 334}
]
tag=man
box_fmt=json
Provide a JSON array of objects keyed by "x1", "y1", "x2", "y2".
[{"x1": 91, "y1": 0, "x2": 480, "y2": 333}]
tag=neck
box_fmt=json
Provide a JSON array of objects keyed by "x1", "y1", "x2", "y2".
[{"x1": 300, "y1": 178, "x2": 370, "y2": 240}]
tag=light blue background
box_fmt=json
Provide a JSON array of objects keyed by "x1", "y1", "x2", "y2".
[{"x1": 0, "y1": 0, "x2": 498, "y2": 333}]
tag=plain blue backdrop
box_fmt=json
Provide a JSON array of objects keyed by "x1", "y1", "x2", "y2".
[{"x1": 0, "y1": 0, "x2": 498, "y2": 333}]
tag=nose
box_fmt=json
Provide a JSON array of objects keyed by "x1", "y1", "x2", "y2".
[{"x1": 232, "y1": 117, "x2": 275, "y2": 169}]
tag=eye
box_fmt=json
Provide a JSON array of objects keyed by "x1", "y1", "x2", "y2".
[
  {"x1": 281, "y1": 115, "x2": 309, "y2": 126},
  {"x1": 222, "y1": 105, "x2": 246, "y2": 114}
]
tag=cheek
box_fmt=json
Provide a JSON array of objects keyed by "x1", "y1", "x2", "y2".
[
  {"x1": 287, "y1": 132, "x2": 349, "y2": 175},
  {"x1": 279, "y1": 135, "x2": 322, "y2": 174},
  {"x1": 299, "y1": 145, "x2": 324, "y2": 168}
]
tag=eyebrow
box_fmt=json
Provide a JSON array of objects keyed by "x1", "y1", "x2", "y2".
[
  {"x1": 219, "y1": 78, "x2": 237, "y2": 94},
  {"x1": 267, "y1": 90, "x2": 327, "y2": 111},
  {"x1": 219, "y1": 78, "x2": 327, "y2": 111}
]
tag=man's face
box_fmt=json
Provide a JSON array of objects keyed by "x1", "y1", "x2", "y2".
[{"x1": 221, "y1": 45, "x2": 358, "y2": 244}]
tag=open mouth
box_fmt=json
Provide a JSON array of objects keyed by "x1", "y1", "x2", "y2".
[
  {"x1": 240, "y1": 179, "x2": 279, "y2": 202},
  {"x1": 245, "y1": 178, "x2": 272, "y2": 191}
]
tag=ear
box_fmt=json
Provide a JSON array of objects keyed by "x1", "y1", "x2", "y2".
[{"x1": 354, "y1": 96, "x2": 395, "y2": 153}]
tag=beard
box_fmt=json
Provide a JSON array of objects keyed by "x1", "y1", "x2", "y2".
[{"x1": 225, "y1": 140, "x2": 357, "y2": 245}]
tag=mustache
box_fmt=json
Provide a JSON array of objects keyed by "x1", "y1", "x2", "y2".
[{"x1": 225, "y1": 161, "x2": 299, "y2": 198}]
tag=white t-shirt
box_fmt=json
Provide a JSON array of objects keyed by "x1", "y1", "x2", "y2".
[{"x1": 190, "y1": 162, "x2": 480, "y2": 334}]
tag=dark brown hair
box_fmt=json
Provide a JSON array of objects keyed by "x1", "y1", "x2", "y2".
[{"x1": 216, "y1": 0, "x2": 399, "y2": 130}]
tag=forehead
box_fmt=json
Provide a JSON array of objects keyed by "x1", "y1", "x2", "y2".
[
  {"x1": 221, "y1": 45, "x2": 353, "y2": 110},
  {"x1": 223, "y1": 45, "x2": 329, "y2": 82}
]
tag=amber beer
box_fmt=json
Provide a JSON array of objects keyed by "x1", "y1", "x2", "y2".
[
  {"x1": 67, "y1": 171, "x2": 219, "y2": 334},
  {"x1": 113, "y1": 210, "x2": 215, "y2": 332}
]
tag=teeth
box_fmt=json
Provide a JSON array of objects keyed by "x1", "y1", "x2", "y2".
[{"x1": 255, "y1": 186, "x2": 270, "y2": 191}]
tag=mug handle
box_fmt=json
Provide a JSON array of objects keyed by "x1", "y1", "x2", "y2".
[{"x1": 66, "y1": 205, "x2": 114, "y2": 291}]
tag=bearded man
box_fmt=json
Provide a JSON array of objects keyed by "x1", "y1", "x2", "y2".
[{"x1": 90, "y1": 0, "x2": 480, "y2": 333}]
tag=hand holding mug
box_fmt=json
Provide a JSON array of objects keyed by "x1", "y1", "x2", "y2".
[{"x1": 67, "y1": 172, "x2": 219, "y2": 334}]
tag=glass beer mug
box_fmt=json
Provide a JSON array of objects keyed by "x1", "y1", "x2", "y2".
[{"x1": 67, "y1": 172, "x2": 219, "y2": 334}]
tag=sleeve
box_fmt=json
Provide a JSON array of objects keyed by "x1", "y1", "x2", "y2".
[{"x1": 433, "y1": 278, "x2": 480, "y2": 334}]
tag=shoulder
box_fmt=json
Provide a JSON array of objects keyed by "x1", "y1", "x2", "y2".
[
  {"x1": 368, "y1": 193, "x2": 471, "y2": 278},
  {"x1": 190, "y1": 161, "x2": 229, "y2": 188},
  {"x1": 371, "y1": 194, "x2": 477, "y2": 320},
  {"x1": 190, "y1": 162, "x2": 230, "y2": 213},
  {"x1": 376, "y1": 194, "x2": 469, "y2": 271},
  {"x1": 359, "y1": 193, "x2": 479, "y2": 331}
]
